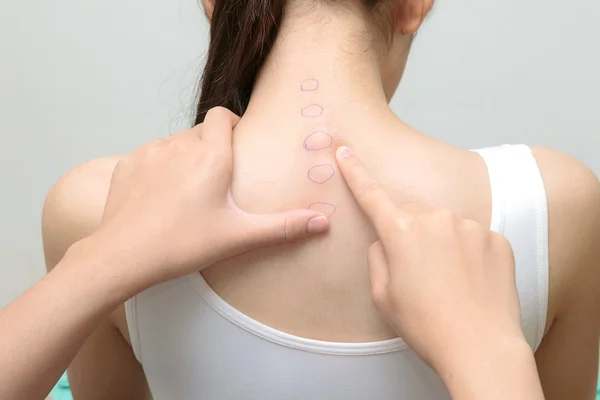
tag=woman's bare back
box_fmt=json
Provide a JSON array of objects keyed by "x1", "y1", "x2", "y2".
[
  {"x1": 43, "y1": 127, "x2": 600, "y2": 398},
  {"x1": 202, "y1": 122, "x2": 492, "y2": 342}
]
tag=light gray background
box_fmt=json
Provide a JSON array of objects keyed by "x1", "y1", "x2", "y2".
[{"x1": 1, "y1": 0, "x2": 599, "y2": 308}]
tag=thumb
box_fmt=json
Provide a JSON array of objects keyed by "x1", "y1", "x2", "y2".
[{"x1": 234, "y1": 210, "x2": 330, "y2": 252}]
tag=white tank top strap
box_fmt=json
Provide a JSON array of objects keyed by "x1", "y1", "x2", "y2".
[{"x1": 471, "y1": 144, "x2": 549, "y2": 350}]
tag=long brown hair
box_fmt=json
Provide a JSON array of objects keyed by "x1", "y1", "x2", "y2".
[
  {"x1": 195, "y1": 0, "x2": 285, "y2": 124},
  {"x1": 194, "y1": 0, "x2": 392, "y2": 124}
]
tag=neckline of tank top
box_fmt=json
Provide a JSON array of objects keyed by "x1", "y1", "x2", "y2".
[{"x1": 187, "y1": 149, "x2": 502, "y2": 356}]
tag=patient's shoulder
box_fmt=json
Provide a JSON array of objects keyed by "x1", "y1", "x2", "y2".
[
  {"x1": 533, "y1": 147, "x2": 600, "y2": 219},
  {"x1": 532, "y1": 147, "x2": 600, "y2": 255},
  {"x1": 531, "y1": 147, "x2": 600, "y2": 320},
  {"x1": 42, "y1": 156, "x2": 122, "y2": 270}
]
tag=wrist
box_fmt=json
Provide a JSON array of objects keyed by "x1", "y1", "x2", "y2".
[
  {"x1": 61, "y1": 234, "x2": 146, "y2": 305},
  {"x1": 436, "y1": 334, "x2": 541, "y2": 400},
  {"x1": 435, "y1": 332, "x2": 530, "y2": 375}
]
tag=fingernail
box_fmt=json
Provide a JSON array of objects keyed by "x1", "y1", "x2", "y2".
[
  {"x1": 307, "y1": 216, "x2": 329, "y2": 234},
  {"x1": 337, "y1": 146, "x2": 353, "y2": 159}
]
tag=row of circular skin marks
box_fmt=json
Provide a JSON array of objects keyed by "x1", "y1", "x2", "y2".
[{"x1": 301, "y1": 79, "x2": 336, "y2": 217}]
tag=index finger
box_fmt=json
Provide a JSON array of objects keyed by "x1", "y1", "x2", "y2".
[{"x1": 335, "y1": 146, "x2": 406, "y2": 232}]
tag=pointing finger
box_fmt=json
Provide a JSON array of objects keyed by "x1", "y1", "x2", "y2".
[{"x1": 335, "y1": 146, "x2": 406, "y2": 234}]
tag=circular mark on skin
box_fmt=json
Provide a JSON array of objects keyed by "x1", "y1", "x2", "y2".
[
  {"x1": 307, "y1": 164, "x2": 335, "y2": 184},
  {"x1": 301, "y1": 104, "x2": 324, "y2": 118},
  {"x1": 303, "y1": 131, "x2": 333, "y2": 151},
  {"x1": 308, "y1": 202, "x2": 337, "y2": 217},
  {"x1": 301, "y1": 79, "x2": 319, "y2": 91}
]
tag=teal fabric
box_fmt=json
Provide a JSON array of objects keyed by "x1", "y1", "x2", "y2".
[
  {"x1": 597, "y1": 370, "x2": 600, "y2": 400},
  {"x1": 50, "y1": 373, "x2": 72, "y2": 400}
]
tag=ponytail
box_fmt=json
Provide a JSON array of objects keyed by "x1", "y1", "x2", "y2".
[{"x1": 195, "y1": 0, "x2": 286, "y2": 124}]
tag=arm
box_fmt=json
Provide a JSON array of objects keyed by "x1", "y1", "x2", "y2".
[
  {"x1": 532, "y1": 147, "x2": 600, "y2": 400},
  {"x1": 42, "y1": 158, "x2": 151, "y2": 400},
  {"x1": 0, "y1": 108, "x2": 330, "y2": 400},
  {"x1": 0, "y1": 238, "x2": 145, "y2": 400},
  {"x1": 439, "y1": 147, "x2": 600, "y2": 400},
  {"x1": 437, "y1": 336, "x2": 543, "y2": 400},
  {"x1": 334, "y1": 146, "x2": 545, "y2": 400}
]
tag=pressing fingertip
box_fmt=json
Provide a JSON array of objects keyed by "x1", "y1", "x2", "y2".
[
  {"x1": 307, "y1": 216, "x2": 330, "y2": 234},
  {"x1": 336, "y1": 146, "x2": 353, "y2": 160}
]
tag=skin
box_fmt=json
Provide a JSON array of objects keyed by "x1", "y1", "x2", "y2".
[
  {"x1": 335, "y1": 146, "x2": 545, "y2": 400},
  {"x1": 42, "y1": 0, "x2": 600, "y2": 399},
  {"x1": 0, "y1": 111, "x2": 549, "y2": 399},
  {"x1": 0, "y1": 109, "x2": 330, "y2": 400}
]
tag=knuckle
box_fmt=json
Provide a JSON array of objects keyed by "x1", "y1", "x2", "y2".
[
  {"x1": 170, "y1": 139, "x2": 194, "y2": 155},
  {"x1": 400, "y1": 201, "x2": 424, "y2": 214},
  {"x1": 275, "y1": 217, "x2": 289, "y2": 243},
  {"x1": 394, "y1": 214, "x2": 415, "y2": 232},
  {"x1": 461, "y1": 217, "x2": 483, "y2": 233}
]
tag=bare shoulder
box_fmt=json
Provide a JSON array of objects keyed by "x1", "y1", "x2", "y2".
[
  {"x1": 531, "y1": 147, "x2": 600, "y2": 324},
  {"x1": 533, "y1": 147, "x2": 600, "y2": 220},
  {"x1": 531, "y1": 149, "x2": 600, "y2": 397},
  {"x1": 42, "y1": 156, "x2": 122, "y2": 270},
  {"x1": 42, "y1": 156, "x2": 149, "y2": 397}
]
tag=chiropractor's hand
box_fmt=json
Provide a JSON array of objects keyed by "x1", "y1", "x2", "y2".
[
  {"x1": 0, "y1": 107, "x2": 330, "y2": 400},
  {"x1": 92, "y1": 107, "x2": 329, "y2": 291},
  {"x1": 335, "y1": 146, "x2": 543, "y2": 400}
]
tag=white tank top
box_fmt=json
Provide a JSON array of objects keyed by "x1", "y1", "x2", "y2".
[{"x1": 125, "y1": 144, "x2": 549, "y2": 400}]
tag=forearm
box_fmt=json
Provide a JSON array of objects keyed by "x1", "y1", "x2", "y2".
[
  {"x1": 437, "y1": 336, "x2": 545, "y2": 400},
  {"x1": 0, "y1": 238, "x2": 134, "y2": 400}
]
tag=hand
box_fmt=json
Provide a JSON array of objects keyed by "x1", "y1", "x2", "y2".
[
  {"x1": 334, "y1": 146, "x2": 524, "y2": 371},
  {"x1": 0, "y1": 108, "x2": 331, "y2": 400},
  {"x1": 93, "y1": 107, "x2": 330, "y2": 291},
  {"x1": 335, "y1": 146, "x2": 544, "y2": 399}
]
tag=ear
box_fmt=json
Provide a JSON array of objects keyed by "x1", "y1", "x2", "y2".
[
  {"x1": 395, "y1": 0, "x2": 434, "y2": 35},
  {"x1": 201, "y1": 0, "x2": 216, "y2": 20}
]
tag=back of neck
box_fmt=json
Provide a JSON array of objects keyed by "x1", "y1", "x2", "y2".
[{"x1": 239, "y1": 4, "x2": 401, "y2": 138}]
